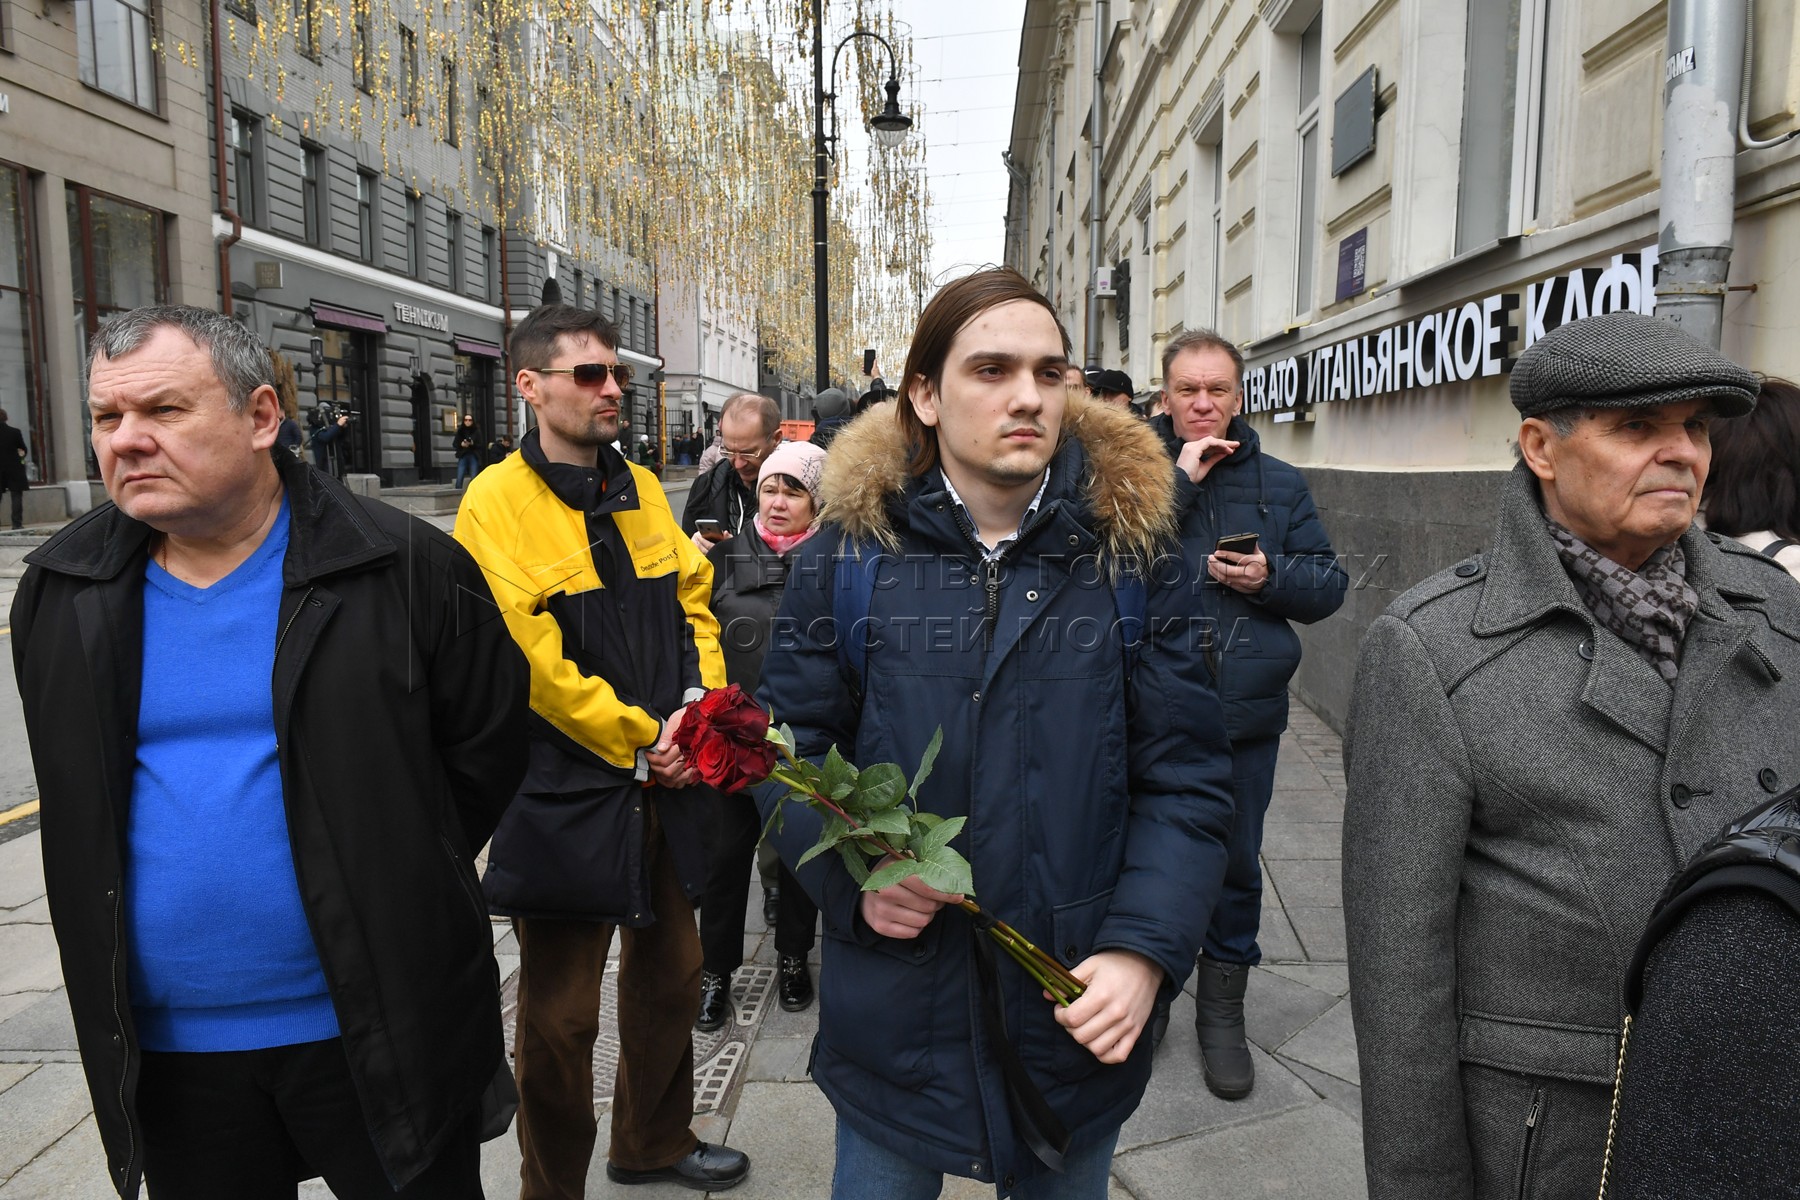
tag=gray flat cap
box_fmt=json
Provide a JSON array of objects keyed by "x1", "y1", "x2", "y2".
[
  {"x1": 1510, "y1": 310, "x2": 1759, "y2": 418},
  {"x1": 812, "y1": 387, "x2": 853, "y2": 419}
]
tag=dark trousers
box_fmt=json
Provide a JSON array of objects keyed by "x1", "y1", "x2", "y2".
[
  {"x1": 1201, "y1": 734, "x2": 1283, "y2": 964},
  {"x1": 511, "y1": 819, "x2": 703, "y2": 1200},
  {"x1": 699, "y1": 790, "x2": 818, "y2": 975},
  {"x1": 6, "y1": 483, "x2": 21, "y2": 529},
  {"x1": 138, "y1": 1037, "x2": 480, "y2": 1200}
]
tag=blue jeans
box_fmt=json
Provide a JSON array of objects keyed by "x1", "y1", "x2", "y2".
[
  {"x1": 1201, "y1": 733, "x2": 1282, "y2": 964},
  {"x1": 454, "y1": 455, "x2": 480, "y2": 487},
  {"x1": 830, "y1": 1117, "x2": 1119, "y2": 1200}
]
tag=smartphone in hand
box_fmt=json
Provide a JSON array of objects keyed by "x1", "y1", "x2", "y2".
[
  {"x1": 695, "y1": 519, "x2": 728, "y2": 543},
  {"x1": 1215, "y1": 532, "x2": 1259, "y2": 556}
]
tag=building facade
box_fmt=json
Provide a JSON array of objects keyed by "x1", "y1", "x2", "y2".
[
  {"x1": 1007, "y1": 0, "x2": 1800, "y2": 728},
  {"x1": 215, "y1": 0, "x2": 658, "y2": 485},
  {"x1": 0, "y1": 0, "x2": 217, "y2": 518},
  {"x1": 658, "y1": 277, "x2": 759, "y2": 444}
]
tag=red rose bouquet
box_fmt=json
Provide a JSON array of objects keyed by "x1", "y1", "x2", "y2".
[{"x1": 673, "y1": 684, "x2": 1085, "y2": 1005}]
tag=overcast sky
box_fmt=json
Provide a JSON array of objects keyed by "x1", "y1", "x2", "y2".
[{"x1": 888, "y1": 0, "x2": 1027, "y2": 291}]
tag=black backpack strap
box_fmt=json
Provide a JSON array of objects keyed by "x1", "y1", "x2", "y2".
[{"x1": 1761, "y1": 538, "x2": 1797, "y2": 559}]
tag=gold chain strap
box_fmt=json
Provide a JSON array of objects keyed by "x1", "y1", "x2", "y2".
[{"x1": 1596, "y1": 1013, "x2": 1633, "y2": 1200}]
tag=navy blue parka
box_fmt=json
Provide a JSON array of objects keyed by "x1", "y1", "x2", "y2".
[
  {"x1": 1151, "y1": 413, "x2": 1346, "y2": 741},
  {"x1": 756, "y1": 400, "x2": 1235, "y2": 1195}
]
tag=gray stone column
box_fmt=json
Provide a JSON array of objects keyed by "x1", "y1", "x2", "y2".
[{"x1": 31, "y1": 171, "x2": 93, "y2": 517}]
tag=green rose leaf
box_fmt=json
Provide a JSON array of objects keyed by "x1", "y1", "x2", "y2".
[
  {"x1": 862, "y1": 807, "x2": 912, "y2": 839},
  {"x1": 909, "y1": 727, "x2": 943, "y2": 801},
  {"x1": 912, "y1": 814, "x2": 965, "y2": 859},
  {"x1": 795, "y1": 838, "x2": 836, "y2": 868},
  {"x1": 912, "y1": 812, "x2": 944, "y2": 831},
  {"x1": 778, "y1": 723, "x2": 798, "y2": 752},
  {"x1": 914, "y1": 844, "x2": 975, "y2": 897},
  {"x1": 836, "y1": 841, "x2": 871, "y2": 886},
  {"x1": 857, "y1": 762, "x2": 908, "y2": 811},
  {"x1": 862, "y1": 857, "x2": 922, "y2": 892},
  {"x1": 820, "y1": 745, "x2": 858, "y2": 800}
]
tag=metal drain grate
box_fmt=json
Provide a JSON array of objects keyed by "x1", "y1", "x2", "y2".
[{"x1": 500, "y1": 959, "x2": 777, "y2": 1115}]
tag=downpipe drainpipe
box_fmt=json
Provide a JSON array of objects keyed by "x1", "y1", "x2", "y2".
[
  {"x1": 210, "y1": 0, "x2": 241, "y2": 315},
  {"x1": 1084, "y1": 0, "x2": 1108, "y2": 370},
  {"x1": 1655, "y1": 0, "x2": 1747, "y2": 349}
]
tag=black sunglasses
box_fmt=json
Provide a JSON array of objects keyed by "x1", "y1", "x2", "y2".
[{"x1": 532, "y1": 362, "x2": 632, "y2": 387}]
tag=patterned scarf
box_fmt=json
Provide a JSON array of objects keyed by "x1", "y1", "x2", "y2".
[{"x1": 1547, "y1": 520, "x2": 1698, "y2": 684}]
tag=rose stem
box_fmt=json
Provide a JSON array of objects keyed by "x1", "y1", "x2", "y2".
[{"x1": 766, "y1": 756, "x2": 1087, "y2": 1000}]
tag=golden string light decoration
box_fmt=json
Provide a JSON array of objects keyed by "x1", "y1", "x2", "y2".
[{"x1": 195, "y1": 0, "x2": 934, "y2": 384}]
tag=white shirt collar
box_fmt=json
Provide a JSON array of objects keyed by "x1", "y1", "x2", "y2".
[{"x1": 939, "y1": 468, "x2": 1051, "y2": 559}]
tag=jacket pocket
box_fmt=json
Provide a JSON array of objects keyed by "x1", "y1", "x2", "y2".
[
  {"x1": 482, "y1": 788, "x2": 644, "y2": 922},
  {"x1": 817, "y1": 926, "x2": 939, "y2": 1089},
  {"x1": 1514, "y1": 1085, "x2": 1544, "y2": 1200},
  {"x1": 1461, "y1": 1064, "x2": 1613, "y2": 1200},
  {"x1": 1031, "y1": 888, "x2": 1115, "y2": 1085},
  {"x1": 1457, "y1": 1010, "x2": 1619, "y2": 1085}
]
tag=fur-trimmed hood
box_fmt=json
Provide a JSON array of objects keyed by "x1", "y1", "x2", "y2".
[{"x1": 817, "y1": 395, "x2": 1178, "y2": 564}]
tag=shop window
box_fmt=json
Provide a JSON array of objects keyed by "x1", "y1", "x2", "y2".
[
  {"x1": 353, "y1": 0, "x2": 373, "y2": 93},
  {"x1": 400, "y1": 26, "x2": 419, "y2": 122},
  {"x1": 77, "y1": 0, "x2": 160, "y2": 112},
  {"x1": 404, "y1": 192, "x2": 421, "y2": 278},
  {"x1": 231, "y1": 109, "x2": 265, "y2": 229},
  {"x1": 0, "y1": 165, "x2": 49, "y2": 484},
  {"x1": 1455, "y1": 0, "x2": 1552, "y2": 252},
  {"x1": 67, "y1": 185, "x2": 169, "y2": 478},
  {"x1": 480, "y1": 226, "x2": 496, "y2": 303},
  {"x1": 443, "y1": 60, "x2": 459, "y2": 147},
  {"x1": 1293, "y1": 11, "x2": 1322, "y2": 317},
  {"x1": 293, "y1": 0, "x2": 318, "y2": 59},
  {"x1": 447, "y1": 211, "x2": 464, "y2": 293},
  {"x1": 356, "y1": 170, "x2": 377, "y2": 264},
  {"x1": 301, "y1": 143, "x2": 324, "y2": 247}
]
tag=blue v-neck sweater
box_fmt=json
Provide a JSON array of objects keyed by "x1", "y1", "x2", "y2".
[{"x1": 124, "y1": 500, "x2": 340, "y2": 1052}]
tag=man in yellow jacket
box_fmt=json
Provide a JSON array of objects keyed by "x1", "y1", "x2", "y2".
[{"x1": 455, "y1": 303, "x2": 748, "y2": 1197}]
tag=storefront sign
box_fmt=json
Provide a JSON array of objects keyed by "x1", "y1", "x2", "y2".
[
  {"x1": 393, "y1": 301, "x2": 450, "y2": 332},
  {"x1": 1244, "y1": 244, "x2": 1659, "y2": 416}
]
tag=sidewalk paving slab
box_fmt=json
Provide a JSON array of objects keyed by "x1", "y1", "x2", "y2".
[
  {"x1": 0, "y1": 1115, "x2": 112, "y2": 1200},
  {"x1": 1114, "y1": 1104, "x2": 1367, "y2": 1200},
  {"x1": 0, "y1": 1063, "x2": 92, "y2": 1186},
  {"x1": 0, "y1": 840, "x2": 44, "y2": 912},
  {"x1": 0, "y1": 929, "x2": 60, "y2": 997}
]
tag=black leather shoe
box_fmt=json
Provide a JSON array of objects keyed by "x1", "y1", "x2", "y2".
[
  {"x1": 696, "y1": 971, "x2": 729, "y2": 1033},
  {"x1": 607, "y1": 1141, "x2": 750, "y2": 1191},
  {"x1": 762, "y1": 885, "x2": 781, "y2": 927},
  {"x1": 777, "y1": 954, "x2": 813, "y2": 1012}
]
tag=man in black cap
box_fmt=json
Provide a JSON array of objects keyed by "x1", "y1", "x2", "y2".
[
  {"x1": 1342, "y1": 310, "x2": 1800, "y2": 1200},
  {"x1": 1085, "y1": 368, "x2": 1135, "y2": 408}
]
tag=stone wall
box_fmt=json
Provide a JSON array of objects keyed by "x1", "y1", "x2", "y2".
[{"x1": 1289, "y1": 466, "x2": 1511, "y2": 732}]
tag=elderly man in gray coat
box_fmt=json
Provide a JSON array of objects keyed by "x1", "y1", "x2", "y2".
[{"x1": 1343, "y1": 310, "x2": 1800, "y2": 1200}]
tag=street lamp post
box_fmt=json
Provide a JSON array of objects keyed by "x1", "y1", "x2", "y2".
[{"x1": 812, "y1": 2, "x2": 911, "y2": 394}]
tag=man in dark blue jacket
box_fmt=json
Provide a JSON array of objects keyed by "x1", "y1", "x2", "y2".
[
  {"x1": 1151, "y1": 328, "x2": 1347, "y2": 1101},
  {"x1": 756, "y1": 268, "x2": 1235, "y2": 1199}
]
